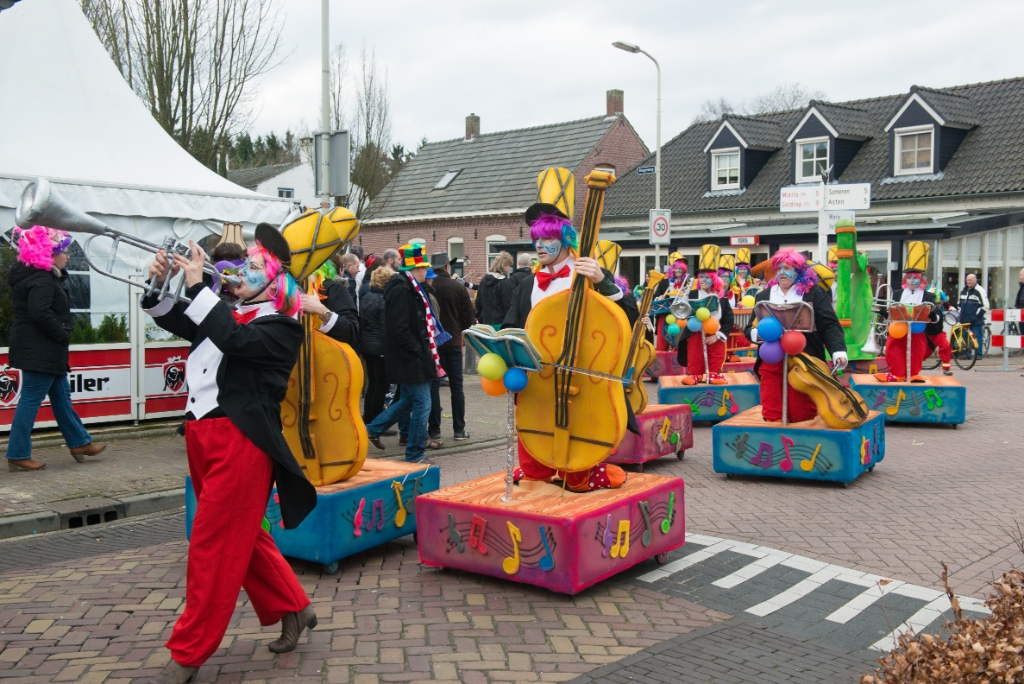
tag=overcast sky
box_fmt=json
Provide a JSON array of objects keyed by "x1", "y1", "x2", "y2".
[{"x1": 250, "y1": 0, "x2": 1024, "y2": 153}]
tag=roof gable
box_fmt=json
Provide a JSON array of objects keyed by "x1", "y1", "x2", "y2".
[
  {"x1": 705, "y1": 117, "x2": 784, "y2": 153},
  {"x1": 885, "y1": 86, "x2": 981, "y2": 132},
  {"x1": 367, "y1": 115, "x2": 623, "y2": 220},
  {"x1": 228, "y1": 162, "x2": 302, "y2": 190},
  {"x1": 787, "y1": 102, "x2": 874, "y2": 142}
]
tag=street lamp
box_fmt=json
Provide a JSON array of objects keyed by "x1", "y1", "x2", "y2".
[{"x1": 613, "y1": 40, "x2": 663, "y2": 271}]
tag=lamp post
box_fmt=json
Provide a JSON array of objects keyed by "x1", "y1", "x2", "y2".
[
  {"x1": 613, "y1": 40, "x2": 662, "y2": 272},
  {"x1": 320, "y1": 0, "x2": 331, "y2": 209}
]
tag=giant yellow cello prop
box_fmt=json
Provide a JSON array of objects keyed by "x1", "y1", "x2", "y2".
[
  {"x1": 280, "y1": 208, "x2": 368, "y2": 486},
  {"x1": 516, "y1": 170, "x2": 632, "y2": 475}
]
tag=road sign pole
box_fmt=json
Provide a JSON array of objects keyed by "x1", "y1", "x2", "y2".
[{"x1": 817, "y1": 177, "x2": 828, "y2": 261}]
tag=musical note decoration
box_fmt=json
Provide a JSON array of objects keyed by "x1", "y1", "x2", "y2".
[
  {"x1": 780, "y1": 435, "x2": 794, "y2": 473},
  {"x1": 265, "y1": 493, "x2": 284, "y2": 530},
  {"x1": 729, "y1": 391, "x2": 739, "y2": 414},
  {"x1": 502, "y1": 522, "x2": 522, "y2": 575},
  {"x1": 661, "y1": 493, "x2": 675, "y2": 534},
  {"x1": 659, "y1": 417, "x2": 672, "y2": 442},
  {"x1": 602, "y1": 514, "x2": 614, "y2": 558},
  {"x1": 860, "y1": 436, "x2": 872, "y2": 466},
  {"x1": 610, "y1": 520, "x2": 631, "y2": 559},
  {"x1": 684, "y1": 398, "x2": 700, "y2": 417},
  {"x1": 909, "y1": 393, "x2": 922, "y2": 416},
  {"x1": 923, "y1": 388, "x2": 943, "y2": 410},
  {"x1": 731, "y1": 433, "x2": 749, "y2": 460},
  {"x1": 367, "y1": 499, "x2": 385, "y2": 532},
  {"x1": 468, "y1": 514, "x2": 488, "y2": 555},
  {"x1": 873, "y1": 422, "x2": 881, "y2": 457},
  {"x1": 392, "y1": 481, "x2": 407, "y2": 528},
  {"x1": 447, "y1": 513, "x2": 465, "y2": 553},
  {"x1": 871, "y1": 391, "x2": 887, "y2": 410},
  {"x1": 751, "y1": 442, "x2": 773, "y2": 469},
  {"x1": 702, "y1": 389, "x2": 715, "y2": 407},
  {"x1": 718, "y1": 390, "x2": 730, "y2": 417},
  {"x1": 799, "y1": 444, "x2": 822, "y2": 472},
  {"x1": 352, "y1": 498, "x2": 365, "y2": 537},
  {"x1": 538, "y1": 526, "x2": 554, "y2": 571},
  {"x1": 639, "y1": 501, "x2": 654, "y2": 547},
  {"x1": 886, "y1": 389, "x2": 906, "y2": 416},
  {"x1": 410, "y1": 478, "x2": 421, "y2": 515}
]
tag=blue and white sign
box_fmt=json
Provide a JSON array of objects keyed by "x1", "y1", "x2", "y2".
[{"x1": 637, "y1": 166, "x2": 657, "y2": 175}]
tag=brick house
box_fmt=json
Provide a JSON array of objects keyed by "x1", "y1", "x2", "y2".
[{"x1": 358, "y1": 91, "x2": 648, "y2": 280}]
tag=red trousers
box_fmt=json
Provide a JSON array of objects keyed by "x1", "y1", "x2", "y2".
[
  {"x1": 685, "y1": 333, "x2": 726, "y2": 376},
  {"x1": 759, "y1": 359, "x2": 818, "y2": 423},
  {"x1": 168, "y1": 417, "x2": 309, "y2": 667},
  {"x1": 518, "y1": 437, "x2": 595, "y2": 490},
  {"x1": 884, "y1": 333, "x2": 930, "y2": 379},
  {"x1": 928, "y1": 332, "x2": 952, "y2": 367}
]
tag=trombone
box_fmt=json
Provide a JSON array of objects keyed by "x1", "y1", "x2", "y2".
[
  {"x1": 668, "y1": 275, "x2": 695, "y2": 320},
  {"x1": 861, "y1": 282, "x2": 893, "y2": 355},
  {"x1": 15, "y1": 177, "x2": 239, "y2": 305}
]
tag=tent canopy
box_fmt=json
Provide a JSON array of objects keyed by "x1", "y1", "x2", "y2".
[{"x1": 0, "y1": 0, "x2": 291, "y2": 224}]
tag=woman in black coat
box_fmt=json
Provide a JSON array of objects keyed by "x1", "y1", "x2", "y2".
[
  {"x1": 5, "y1": 226, "x2": 105, "y2": 471},
  {"x1": 359, "y1": 266, "x2": 392, "y2": 422},
  {"x1": 474, "y1": 251, "x2": 513, "y2": 326}
]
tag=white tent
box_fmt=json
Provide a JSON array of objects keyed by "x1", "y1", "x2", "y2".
[{"x1": 0, "y1": 0, "x2": 295, "y2": 328}]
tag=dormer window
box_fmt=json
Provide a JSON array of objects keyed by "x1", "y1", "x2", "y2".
[
  {"x1": 712, "y1": 149, "x2": 740, "y2": 190},
  {"x1": 795, "y1": 138, "x2": 829, "y2": 183},
  {"x1": 895, "y1": 126, "x2": 933, "y2": 175}
]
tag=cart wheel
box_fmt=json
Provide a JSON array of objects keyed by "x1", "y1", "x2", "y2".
[
  {"x1": 324, "y1": 561, "x2": 339, "y2": 575},
  {"x1": 634, "y1": 463, "x2": 644, "y2": 473},
  {"x1": 868, "y1": 465, "x2": 875, "y2": 472},
  {"x1": 951, "y1": 423, "x2": 958, "y2": 429},
  {"x1": 726, "y1": 473, "x2": 734, "y2": 480},
  {"x1": 676, "y1": 450, "x2": 685, "y2": 461},
  {"x1": 413, "y1": 532, "x2": 419, "y2": 544},
  {"x1": 655, "y1": 552, "x2": 670, "y2": 564},
  {"x1": 842, "y1": 481, "x2": 850, "y2": 489}
]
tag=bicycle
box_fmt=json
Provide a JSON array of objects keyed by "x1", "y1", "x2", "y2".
[{"x1": 947, "y1": 323, "x2": 979, "y2": 370}]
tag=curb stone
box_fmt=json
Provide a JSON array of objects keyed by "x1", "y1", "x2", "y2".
[{"x1": 0, "y1": 488, "x2": 185, "y2": 540}]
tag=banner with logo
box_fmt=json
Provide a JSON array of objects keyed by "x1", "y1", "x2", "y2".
[{"x1": 143, "y1": 344, "x2": 190, "y2": 418}]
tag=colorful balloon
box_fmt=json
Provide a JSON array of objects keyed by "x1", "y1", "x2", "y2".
[
  {"x1": 665, "y1": 314, "x2": 677, "y2": 325},
  {"x1": 888, "y1": 322, "x2": 908, "y2": 339},
  {"x1": 481, "y1": 376, "x2": 506, "y2": 396},
  {"x1": 780, "y1": 330, "x2": 806, "y2": 355},
  {"x1": 477, "y1": 353, "x2": 508, "y2": 381},
  {"x1": 686, "y1": 317, "x2": 703, "y2": 332},
  {"x1": 702, "y1": 318, "x2": 720, "y2": 335},
  {"x1": 695, "y1": 307, "x2": 711, "y2": 321},
  {"x1": 757, "y1": 317, "x2": 783, "y2": 343},
  {"x1": 666, "y1": 323, "x2": 681, "y2": 337},
  {"x1": 502, "y1": 368, "x2": 528, "y2": 392},
  {"x1": 758, "y1": 340, "x2": 785, "y2": 364},
  {"x1": 911, "y1": 322, "x2": 926, "y2": 334},
  {"x1": 741, "y1": 295, "x2": 756, "y2": 308}
]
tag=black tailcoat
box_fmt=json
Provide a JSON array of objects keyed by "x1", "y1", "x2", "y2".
[{"x1": 743, "y1": 285, "x2": 846, "y2": 378}]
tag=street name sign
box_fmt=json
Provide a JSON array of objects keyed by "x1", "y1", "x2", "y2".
[
  {"x1": 637, "y1": 165, "x2": 656, "y2": 175},
  {"x1": 780, "y1": 183, "x2": 871, "y2": 212}
]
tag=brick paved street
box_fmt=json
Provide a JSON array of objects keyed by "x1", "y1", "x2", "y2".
[{"x1": 0, "y1": 365, "x2": 1019, "y2": 681}]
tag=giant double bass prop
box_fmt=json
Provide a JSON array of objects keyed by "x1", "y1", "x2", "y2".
[
  {"x1": 516, "y1": 171, "x2": 632, "y2": 474},
  {"x1": 624, "y1": 270, "x2": 665, "y2": 414},
  {"x1": 280, "y1": 208, "x2": 368, "y2": 487}
]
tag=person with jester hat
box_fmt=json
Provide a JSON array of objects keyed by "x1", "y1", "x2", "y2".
[
  {"x1": 676, "y1": 245, "x2": 734, "y2": 385},
  {"x1": 743, "y1": 248, "x2": 848, "y2": 422},
  {"x1": 718, "y1": 253, "x2": 737, "y2": 308},
  {"x1": 877, "y1": 241, "x2": 950, "y2": 381},
  {"x1": 503, "y1": 168, "x2": 639, "y2": 491},
  {"x1": 141, "y1": 224, "x2": 318, "y2": 684},
  {"x1": 652, "y1": 252, "x2": 688, "y2": 299},
  {"x1": 732, "y1": 248, "x2": 756, "y2": 300}
]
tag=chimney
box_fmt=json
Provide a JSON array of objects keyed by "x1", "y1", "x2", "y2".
[
  {"x1": 465, "y1": 113, "x2": 480, "y2": 140},
  {"x1": 606, "y1": 89, "x2": 624, "y2": 117}
]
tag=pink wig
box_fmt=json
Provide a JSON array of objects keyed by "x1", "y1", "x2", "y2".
[
  {"x1": 248, "y1": 242, "x2": 301, "y2": 316},
  {"x1": 529, "y1": 214, "x2": 578, "y2": 251},
  {"x1": 614, "y1": 275, "x2": 630, "y2": 293},
  {"x1": 669, "y1": 259, "x2": 688, "y2": 287},
  {"x1": 13, "y1": 226, "x2": 71, "y2": 271},
  {"x1": 766, "y1": 248, "x2": 818, "y2": 295},
  {"x1": 697, "y1": 270, "x2": 724, "y2": 297},
  {"x1": 902, "y1": 272, "x2": 929, "y2": 289}
]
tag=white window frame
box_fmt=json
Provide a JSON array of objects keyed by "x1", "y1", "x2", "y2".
[
  {"x1": 795, "y1": 137, "x2": 829, "y2": 184},
  {"x1": 277, "y1": 187, "x2": 294, "y2": 199},
  {"x1": 894, "y1": 125, "x2": 935, "y2": 176},
  {"x1": 485, "y1": 234, "x2": 507, "y2": 267},
  {"x1": 447, "y1": 237, "x2": 464, "y2": 260},
  {"x1": 711, "y1": 148, "x2": 741, "y2": 190}
]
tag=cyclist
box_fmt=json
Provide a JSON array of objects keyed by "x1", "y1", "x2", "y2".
[
  {"x1": 878, "y1": 242, "x2": 938, "y2": 382},
  {"x1": 959, "y1": 273, "x2": 989, "y2": 359}
]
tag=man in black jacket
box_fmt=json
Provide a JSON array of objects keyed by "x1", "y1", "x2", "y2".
[
  {"x1": 142, "y1": 226, "x2": 317, "y2": 684},
  {"x1": 427, "y1": 252, "x2": 475, "y2": 439},
  {"x1": 297, "y1": 263, "x2": 359, "y2": 345},
  {"x1": 364, "y1": 244, "x2": 442, "y2": 463},
  {"x1": 503, "y1": 252, "x2": 534, "y2": 300}
]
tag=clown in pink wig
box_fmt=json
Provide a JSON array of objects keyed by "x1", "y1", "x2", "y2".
[
  {"x1": 242, "y1": 242, "x2": 301, "y2": 316},
  {"x1": 13, "y1": 226, "x2": 72, "y2": 272},
  {"x1": 528, "y1": 213, "x2": 578, "y2": 261},
  {"x1": 668, "y1": 259, "x2": 688, "y2": 291},
  {"x1": 696, "y1": 269, "x2": 724, "y2": 298},
  {"x1": 765, "y1": 248, "x2": 819, "y2": 296},
  {"x1": 901, "y1": 272, "x2": 929, "y2": 290}
]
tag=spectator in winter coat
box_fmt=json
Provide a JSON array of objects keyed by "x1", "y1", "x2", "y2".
[
  {"x1": 426, "y1": 252, "x2": 475, "y2": 440},
  {"x1": 474, "y1": 251, "x2": 514, "y2": 326},
  {"x1": 337, "y1": 253, "x2": 360, "y2": 309},
  {"x1": 359, "y1": 266, "x2": 393, "y2": 423},
  {"x1": 503, "y1": 252, "x2": 534, "y2": 302},
  {"x1": 4, "y1": 226, "x2": 106, "y2": 471},
  {"x1": 959, "y1": 273, "x2": 990, "y2": 359}
]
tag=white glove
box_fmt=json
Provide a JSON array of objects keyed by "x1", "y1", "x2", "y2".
[
  {"x1": 749, "y1": 328, "x2": 759, "y2": 343},
  {"x1": 832, "y1": 351, "x2": 849, "y2": 372},
  {"x1": 717, "y1": 331, "x2": 729, "y2": 344}
]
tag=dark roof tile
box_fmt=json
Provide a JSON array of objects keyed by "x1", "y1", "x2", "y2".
[{"x1": 227, "y1": 162, "x2": 302, "y2": 190}]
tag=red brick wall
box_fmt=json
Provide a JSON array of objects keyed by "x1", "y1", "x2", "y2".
[{"x1": 358, "y1": 115, "x2": 648, "y2": 276}]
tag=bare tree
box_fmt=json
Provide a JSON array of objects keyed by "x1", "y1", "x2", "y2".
[
  {"x1": 692, "y1": 96, "x2": 736, "y2": 123},
  {"x1": 691, "y1": 83, "x2": 827, "y2": 124},
  {"x1": 327, "y1": 41, "x2": 347, "y2": 132},
  {"x1": 348, "y1": 46, "x2": 395, "y2": 219},
  {"x1": 80, "y1": 0, "x2": 285, "y2": 171}
]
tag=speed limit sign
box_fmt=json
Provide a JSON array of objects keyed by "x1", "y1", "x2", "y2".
[{"x1": 649, "y1": 209, "x2": 671, "y2": 245}]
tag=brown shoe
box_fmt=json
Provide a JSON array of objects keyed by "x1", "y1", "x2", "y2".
[
  {"x1": 147, "y1": 659, "x2": 197, "y2": 684},
  {"x1": 7, "y1": 459, "x2": 45, "y2": 472},
  {"x1": 369, "y1": 436, "x2": 385, "y2": 450},
  {"x1": 70, "y1": 442, "x2": 106, "y2": 463},
  {"x1": 268, "y1": 604, "x2": 317, "y2": 654}
]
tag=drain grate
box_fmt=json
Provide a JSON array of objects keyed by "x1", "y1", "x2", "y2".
[{"x1": 49, "y1": 497, "x2": 126, "y2": 530}]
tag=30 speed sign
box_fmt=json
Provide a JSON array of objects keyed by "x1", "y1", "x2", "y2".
[{"x1": 649, "y1": 209, "x2": 671, "y2": 245}]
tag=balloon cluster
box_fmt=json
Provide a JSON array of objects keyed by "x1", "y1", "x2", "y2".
[
  {"x1": 679, "y1": 307, "x2": 720, "y2": 336},
  {"x1": 756, "y1": 317, "x2": 805, "y2": 364},
  {"x1": 477, "y1": 353, "x2": 529, "y2": 396}
]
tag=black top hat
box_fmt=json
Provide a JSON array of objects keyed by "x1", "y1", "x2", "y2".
[
  {"x1": 254, "y1": 223, "x2": 292, "y2": 267},
  {"x1": 525, "y1": 203, "x2": 568, "y2": 226}
]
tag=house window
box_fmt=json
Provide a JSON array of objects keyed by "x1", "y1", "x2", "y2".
[
  {"x1": 434, "y1": 170, "x2": 461, "y2": 190},
  {"x1": 278, "y1": 188, "x2": 294, "y2": 199},
  {"x1": 486, "y1": 234, "x2": 507, "y2": 267},
  {"x1": 896, "y1": 126, "x2": 933, "y2": 175},
  {"x1": 711, "y1": 149, "x2": 740, "y2": 190},
  {"x1": 447, "y1": 237, "x2": 464, "y2": 260},
  {"x1": 796, "y1": 138, "x2": 829, "y2": 183},
  {"x1": 595, "y1": 164, "x2": 615, "y2": 175}
]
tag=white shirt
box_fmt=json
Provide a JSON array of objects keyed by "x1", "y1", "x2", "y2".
[
  {"x1": 768, "y1": 284, "x2": 805, "y2": 304},
  {"x1": 900, "y1": 287, "x2": 924, "y2": 305}
]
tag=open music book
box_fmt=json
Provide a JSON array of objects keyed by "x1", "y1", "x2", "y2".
[{"x1": 464, "y1": 325, "x2": 543, "y2": 372}]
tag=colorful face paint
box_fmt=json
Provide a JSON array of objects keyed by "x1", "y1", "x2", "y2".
[
  {"x1": 907, "y1": 275, "x2": 921, "y2": 288},
  {"x1": 778, "y1": 267, "x2": 797, "y2": 282},
  {"x1": 534, "y1": 239, "x2": 562, "y2": 258},
  {"x1": 699, "y1": 273, "x2": 713, "y2": 287},
  {"x1": 239, "y1": 258, "x2": 269, "y2": 289},
  {"x1": 736, "y1": 266, "x2": 750, "y2": 277}
]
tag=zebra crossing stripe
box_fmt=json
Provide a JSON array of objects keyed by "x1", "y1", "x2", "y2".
[
  {"x1": 746, "y1": 567, "x2": 845, "y2": 617},
  {"x1": 826, "y1": 580, "x2": 907, "y2": 624},
  {"x1": 870, "y1": 594, "x2": 991, "y2": 651},
  {"x1": 638, "y1": 540, "x2": 734, "y2": 582}
]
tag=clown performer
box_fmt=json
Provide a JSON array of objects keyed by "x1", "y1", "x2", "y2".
[
  {"x1": 653, "y1": 252, "x2": 688, "y2": 298},
  {"x1": 141, "y1": 225, "x2": 317, "y2": 684},
  {"x1": 503, "y1": 178, "x2": 639, "y2": 491},
  {"x1": 718, "y1": 254, "x2": 737, "y2": 307},
  {"x1": 732, "y1": 248, "x2": 756, "y2": 300},
  {"x1": 677, "y1": 245, "x2": 734, "y2": 385},
  {"x1": 743, "y1": 248, "x2": 848, "y2": 422},
  {"x1": 878, "y1": 241, "x2": 950, "y2": 381}
]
